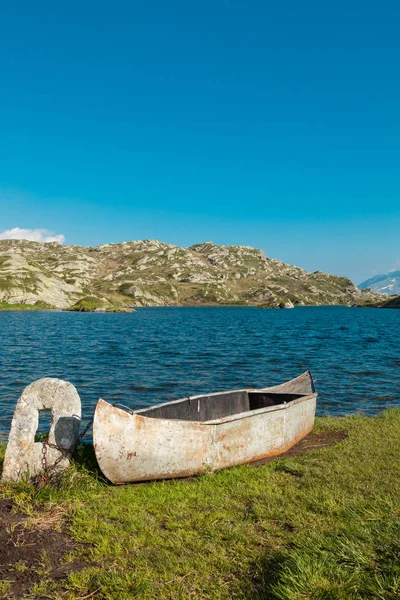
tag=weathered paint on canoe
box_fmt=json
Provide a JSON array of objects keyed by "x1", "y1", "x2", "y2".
[{"x1": 93, "y1": 372, "x2": 317, "y2": 484}]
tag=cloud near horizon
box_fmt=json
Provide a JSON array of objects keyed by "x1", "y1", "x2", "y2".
[{"x1": 0, "y1": 227, "x2": 65, "y2": 244}]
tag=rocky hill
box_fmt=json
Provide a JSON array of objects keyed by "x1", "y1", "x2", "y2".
[
  {"x1": 382, "y1": 296, "x2": 400, "y2": 309},
  {"x1": 0, "y1": 239, "x2": 384, "y2": 309},
  {"x1": 359, "y1": 270, "x2": 400, "y2": 295}
]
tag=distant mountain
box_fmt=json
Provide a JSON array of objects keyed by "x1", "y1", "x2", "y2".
[
  {"x1": 0, "y1": 239, "x2": 384, "y2": 309},
  {"x1": 359, "y1": 271, "x2": 400, "y2": 295}
]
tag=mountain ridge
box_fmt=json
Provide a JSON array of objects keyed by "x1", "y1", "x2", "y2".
[
  {"x1": 359, "y1": 270, "x2": 400, "y2": 295},
  {"x1": 0, "y1": 238, "x2": 384, "y2": 309}
]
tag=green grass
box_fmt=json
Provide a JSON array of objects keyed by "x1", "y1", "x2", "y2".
[
  {"x1": 0, "y1": 278, "x2": 14, "y2": 291},
  {"x1": 1, "y1": 410, "x2": 400, "y2": 599},
  {"x1": 0, "y1": 256, "x2": 10, "y2": 267},
  {"x1": 0, "y1": 300, "x2": 55, "y2": 311},
  {"x1": 66, "y1": 296, "x2": 133, "y2": 312},
  {"x1": 66, "y1": 296, "x2": 106, "y2": 311}
]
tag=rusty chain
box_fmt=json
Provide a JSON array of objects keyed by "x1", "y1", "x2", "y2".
[
  {"x1": 78, "y1": 415, "x2": 94, "y2": 441},
  {"x1": 34, "y1": 413, "x2": 95, "y2": 489},
  {"x1": 41, "y1": 437, "x2": 47, "y2": 472}
]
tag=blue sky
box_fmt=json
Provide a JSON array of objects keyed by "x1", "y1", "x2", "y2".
[{"x1": 0, "y1": 1, "x2": 399, "y2": 283}]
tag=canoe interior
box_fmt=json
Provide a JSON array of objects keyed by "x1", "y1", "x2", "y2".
[{"x1": 137, "y1": 391, "x2": 305, "y2": 423}]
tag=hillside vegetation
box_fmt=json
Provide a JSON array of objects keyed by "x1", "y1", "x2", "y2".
[{"x1": 0, "y1": 239, "x2": 383, "y2": 309}]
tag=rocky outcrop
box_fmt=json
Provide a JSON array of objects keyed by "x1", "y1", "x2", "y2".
[
  {"x1": 0, "y1": 239, "x2": 385, "y2": 309},
  {"x1": 381, "y1": 296, "x2": 400, "y2": 308},
  {"x1": 66, "y1": 296, "x2": 134, "y2": 312},
  {"x1": 279, "y1": 300, "x2": 295, "y2": 309}
]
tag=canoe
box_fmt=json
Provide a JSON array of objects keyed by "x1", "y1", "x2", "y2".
[{"x1": 93, "y1": 371, "x2": 317, "y2": 484}]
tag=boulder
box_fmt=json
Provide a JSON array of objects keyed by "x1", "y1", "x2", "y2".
[{"x1": 279, "y1": 300, "x2": 295, "y2": 309}]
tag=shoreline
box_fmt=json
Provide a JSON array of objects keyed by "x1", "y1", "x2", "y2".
[{"x1": 0, "y1": 302, "x2": 390, "y2": 312}]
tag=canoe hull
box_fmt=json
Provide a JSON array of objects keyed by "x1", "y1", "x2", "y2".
[
  {"x1": 94, "y1": 401, "x2": 214, "y2": 482},
  {"x1": 93, "y1": 373, "x2": 317, "y2": 484},
  {"x1": 213, "y1": 394, "x2": 316, "y2": 471}
]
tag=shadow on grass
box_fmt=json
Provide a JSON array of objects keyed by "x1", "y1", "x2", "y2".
[
  {"x1": 243, "y1": 516, "x2": 400, "y2": 600},
  {"x1": 242, "y1": 552, "x2": 286, "y2": 600},
  {"x1": 74, "y1": 441, "x2": 109, "y2": 482}
]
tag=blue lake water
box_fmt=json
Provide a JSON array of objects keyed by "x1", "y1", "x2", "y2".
[{"x1": 0, "y1": 306, "x2": 399, "y2": 437}]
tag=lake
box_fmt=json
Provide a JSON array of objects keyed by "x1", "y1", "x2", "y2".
[{"x1": 0, "y1": 306, "x2": 399, "y2": 437}]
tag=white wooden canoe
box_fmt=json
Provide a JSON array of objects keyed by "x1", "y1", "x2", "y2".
[{"x1": 93, "y1": 371, "x2": 317, "y2": 484}]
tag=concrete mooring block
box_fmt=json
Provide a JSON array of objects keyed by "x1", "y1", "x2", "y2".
[{"x1": 2, "y1": 378, "x2": 81, "y2": 483}]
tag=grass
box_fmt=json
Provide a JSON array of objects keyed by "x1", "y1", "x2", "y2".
[
  {"x1": 65, "y1": 296, "x2": 133, "y2": 312},
  {"x1": 66, "y1": 296, "x2": 106, "y2": 311},
  {"x1": 0, "y1": 300, "x2": 55, "y2": 311},
  {"x1": 0, "y1": 278, "x2": 14, "y2": 291},
  {"x1": 1, "y1": 410, "x2": 399, "y2": 599}
]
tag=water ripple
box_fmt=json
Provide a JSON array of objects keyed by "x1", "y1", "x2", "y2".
[{"x1": 0, "y1": 306, "x2": 399, "y2": 436}]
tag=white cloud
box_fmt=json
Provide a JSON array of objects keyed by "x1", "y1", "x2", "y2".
[{"x1": 0, "y1": 227, "x2": 65, "y2": 244}]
